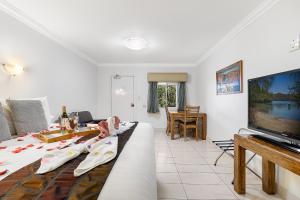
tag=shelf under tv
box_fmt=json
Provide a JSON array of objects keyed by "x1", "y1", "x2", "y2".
[{"x1": 252, "y1": 134, "x2": 300, "y2": 154}]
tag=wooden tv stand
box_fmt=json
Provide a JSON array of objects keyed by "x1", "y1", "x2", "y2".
[{"x1": 234, "y1": 134, "x2": 300, "y2": 194}]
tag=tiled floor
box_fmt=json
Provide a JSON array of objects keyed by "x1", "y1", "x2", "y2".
[{"x1": 155, "y1": 130, "x2": 283, "y2": 200}]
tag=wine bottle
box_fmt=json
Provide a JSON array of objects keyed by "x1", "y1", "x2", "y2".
[{"x1": 61, "y1": 106, "x2": 69, "y2": 134}]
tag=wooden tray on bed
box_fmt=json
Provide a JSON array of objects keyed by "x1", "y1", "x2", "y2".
[{"x1": 36, "y1": 128, "x2": 100, "y2": 143}]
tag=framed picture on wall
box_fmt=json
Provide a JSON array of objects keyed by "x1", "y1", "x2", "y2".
[{"x1": 216, "y1": 60, "x2": 243, "y2": 95}]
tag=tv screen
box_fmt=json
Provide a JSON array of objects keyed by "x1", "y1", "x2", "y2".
[{"x1": 248, "y1": 69, "x2": 300, "y2": 144}]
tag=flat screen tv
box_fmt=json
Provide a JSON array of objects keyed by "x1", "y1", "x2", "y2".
[{"x1": 248, "y1": 69, "x2": 300, "y2": 145}]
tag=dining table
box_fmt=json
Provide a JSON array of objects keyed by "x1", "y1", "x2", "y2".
[{"x1": 169, "y1": 111, "x2": 207, "y2": 140}]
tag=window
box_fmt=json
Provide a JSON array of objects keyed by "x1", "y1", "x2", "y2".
[{"x1": 157, "y1": 82, "x2": 177, "y2": 107}]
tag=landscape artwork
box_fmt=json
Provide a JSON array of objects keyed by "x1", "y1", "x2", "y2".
[
  {"x1": 216, "y1": 60, "x2": 243, "y2": 95},
  {"x1": 248, "y1": 69, "x2": 300, "y2": 139}
]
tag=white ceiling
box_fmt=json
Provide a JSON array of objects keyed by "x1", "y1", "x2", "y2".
[{"x1": 2, "y1": 0, "x2": 264, "y2": 66}]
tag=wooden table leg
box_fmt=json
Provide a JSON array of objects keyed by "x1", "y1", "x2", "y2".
[
  {"x1": 170, "y1": 115, "x2": 174, "y2": 140},
  {"x1": 201, "y1": 114, "x2": 207, "y2": 140},
  {"x1": 262, "y1": 158, "x2": 276, "y2": 194},
  {"x1": 234, "y1": 136, "x2": 246, "y2": 194}
]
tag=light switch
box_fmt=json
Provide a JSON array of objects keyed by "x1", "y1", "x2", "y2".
[{"x1": 290, "y1": 35, "x2": 300, "y2": 52}]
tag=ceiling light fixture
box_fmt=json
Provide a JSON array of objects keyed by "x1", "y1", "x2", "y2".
[{"x1": 124, "y1": 37, "x2": 148, "y2": 50}]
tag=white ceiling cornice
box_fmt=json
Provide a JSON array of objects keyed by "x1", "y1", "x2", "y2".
[
  {"x1": 97, "y1": 63, "x2": 197, "y2": 68},
  {"x1": 196, "y1": 0, "x2": 281, "y2": 66},
  {"x1": 0, "y1": 0, "x2": 99, "y2": 66},
  {"x1": 0, "y1": 0, "x2": 279, "y2": 68}
]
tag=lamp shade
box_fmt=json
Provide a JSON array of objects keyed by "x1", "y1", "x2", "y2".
[{"x1": 2, "y1": 64, "x2": 24, "y2": 76}]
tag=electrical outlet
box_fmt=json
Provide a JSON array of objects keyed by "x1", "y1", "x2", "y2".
[{"x1": 290, "y1": 35, "x2": 300, "y2": 52}]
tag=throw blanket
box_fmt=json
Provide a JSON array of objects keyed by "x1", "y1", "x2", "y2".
[
  {"x1": 36, "y1": 136, "x2": 118, "y2": 175},
  {"x1": 0, "y1": 122, "x2": 138, "y2": 200}
]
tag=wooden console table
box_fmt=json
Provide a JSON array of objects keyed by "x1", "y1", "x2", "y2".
[
  {"x1": 234, "y1": 134, "x2": 300, "y2": 194},
  {"x1": 169, "y1": 111, "x2": 207, "y2": 140}
]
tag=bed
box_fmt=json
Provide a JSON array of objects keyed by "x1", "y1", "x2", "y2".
[{"x1": 0, "y1": 122, "x2": 157, "y2": 200}]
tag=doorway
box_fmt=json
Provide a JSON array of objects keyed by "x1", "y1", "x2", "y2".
[{"x1": 111, "y1": 75, "x2": 135, "y2": 121}]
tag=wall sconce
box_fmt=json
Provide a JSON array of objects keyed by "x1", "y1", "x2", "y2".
[{"x1": 2, "y1": 64, "x2": 24, "y2": 77}]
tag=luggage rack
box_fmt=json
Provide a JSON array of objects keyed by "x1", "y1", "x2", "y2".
[{"x1": 212, "y1": 128, "x2": 262, "y2": 184}]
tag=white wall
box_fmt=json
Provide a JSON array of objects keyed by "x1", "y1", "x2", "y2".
[
  {"x1": 0, "y1": 10, "x2": 98, "y2": 117},
  {"x1": 197, "y1": 0, "x2": 300, "y2": 199},
  {"x1": 97, "y1": 66, "x2": 198, "y2": 128}
]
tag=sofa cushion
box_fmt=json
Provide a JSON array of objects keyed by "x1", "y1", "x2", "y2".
[
  {"x1": 77, "y1": 111, "x2": 93, "y2": 123},
  {"x1": 6, "y1": 100, "x2": 48, "y2": 134},
  {"x1": 0, "y1": 102, "x2": 12, "y2": 141}
]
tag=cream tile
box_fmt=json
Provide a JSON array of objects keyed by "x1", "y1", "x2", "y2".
[
  {"x1": 183, "y1": 184, "x2": 237, "y2": 199},
  {"x1": 158, "y1": 183, "x2": 187, "y2": 199},
  {"x1": 155, "y1": 136, "x2": 168, "y2": 141},
  {"x1": 170, "y1": 145, "x2": 195, "y2": 151},
  {"x1": 194, "y1": 142, "x2": 218, "y2": 148},
  {"x1": 205, "y1": 155, "x2": 233, "y2": 165},
  {"x1": 156, "y1": 147, "x2": 172, "y2": 152},
  {"x1": 171, "y1": 151, "x2": 201, "y2": 158},
  {"x1": 169, "y1": 143, "x2": 196, "y2": 149},
  {"x1": 155, "y1": 130, "x2": 283, "y2": 200},
  {"x1": 174, "y1": 156, "x2": 207, "y2": 165},
  {"x1": 155, "y1": 141, "x2": 169, "y2": 146},
  {"x1": 194, "y1": 145, "x2": 222, "y2": 152},
  {"x1": 179, "y1": 172, "x2": 223, "y2": 185},
  {"x1": 176, "y1": 164, "x2": 213, "y2": 173},
  {"x1": 156, "y1": 156, "x2": 175, "y2": 164},
  {"x1": 210, "y1": 164, "x2": 234, "y2": 174},
  {"x1": 157, "y1": 163, "x2": 177, "y2": 173},
  {"x1": 156, "y1": 151, "x2": 173, "y2": 158},
  {"x1": 166, "y1": 134, "x2": 182, "y2": 140},
  {"x1": 157, "y1": 173, "x2": 181, "y2": 184},
  {"x1": 168, "y1": 137, "x2": 196, "y2": 144},
  {"x1": 155, "y1": 143, "x2": 169, "y2": 149},
  {"x1": 218, "y1": 173, "x2": 261, "y2": 185},
  {"x1": 155, "y1": 135, "x2": 168, "y2": 139},
  {"x1": 159, "y1": 199, "x2": 182, "y2": 200},
  {"x1": 200, "y1": 151, "x2": 232, "y2": 159}
]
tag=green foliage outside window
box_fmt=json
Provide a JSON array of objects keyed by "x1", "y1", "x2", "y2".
[
  {"x1": 157, "y1": 83, "x2": 177, "y2": 107},
  {"x1": 167, "y1": 85, "x2": 176, "y2": 107},
  {"x1": 158, "y1": 85, "x2": 167, "y2": 107}
]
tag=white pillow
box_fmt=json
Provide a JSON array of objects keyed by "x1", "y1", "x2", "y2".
[
  {"x1": 0, "y1": 98, "x2": 17, "y2": 136},
  {"x1": 6, "y1": 99, "x2": 48, "y2": 133},
  {"x1": 32, "y1": 97, "x2": 53, "y2": 125},
  {"x1": 5, "y1": 97, "x2": 53, "y2": 126},
  {"x1": 0, "y1": 102, "x2": 12, "y2": 141}
]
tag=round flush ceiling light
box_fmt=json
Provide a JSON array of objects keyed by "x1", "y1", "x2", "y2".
[{"x1": 124, "y1": 37, "x2": 148, "y2": 50}]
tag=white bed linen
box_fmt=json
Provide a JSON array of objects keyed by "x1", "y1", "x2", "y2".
[
  {"x1": 0, "y1": 130, "x2": 78, "y2": 180},
  {"x1": 0, "y1": 123, "x2": 157, "y2": 200},
  {"x1": 98, "y1": 123, "x2": 157, "y2": 200}
]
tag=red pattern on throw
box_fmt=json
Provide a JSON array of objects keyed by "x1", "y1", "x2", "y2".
[
  {"x1": 0, "y1": 146, "x2": 7, "y2": 150},
  {"x1": 12, "y1": 149, "x2": 22, "y2": 154},
  {"x1": 0, "y1": 169, "x2": 7, "y2": 176}
]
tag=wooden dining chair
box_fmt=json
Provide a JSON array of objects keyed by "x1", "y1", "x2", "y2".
[
  {"x1": 179, "y1": 106, "x2": 200, "y2": 141},
  {"x1": 165, "y1": 106, "x2": 180, "y2": 136}
]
